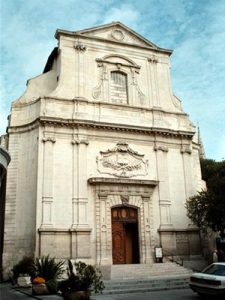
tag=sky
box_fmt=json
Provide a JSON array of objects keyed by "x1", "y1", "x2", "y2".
[{"x1": 0, "y1": 0, "x2": 225, "y2": 160}]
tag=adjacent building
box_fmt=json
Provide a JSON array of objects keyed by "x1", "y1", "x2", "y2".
[{"x1": 0, "y1": 139, "x2": 11, "y2": 280}]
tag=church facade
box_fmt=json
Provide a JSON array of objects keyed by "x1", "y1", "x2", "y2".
[{"x1": 2, "y1": 22, "x2": 205, "y2": 277}]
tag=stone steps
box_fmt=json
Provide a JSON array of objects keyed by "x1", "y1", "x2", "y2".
[
  {"x1": 103, "y1": 276, "x2": 190, "y2": 295},
  {"x1": 110, "y1": 262, "x2": 192, "y2": 279},
  {"x1": 101, "y1": 262, "x2": 192, "y2": 294}
]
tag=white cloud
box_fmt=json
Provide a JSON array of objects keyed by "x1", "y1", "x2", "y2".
[
  {"x1": 0, "y1": 0, "x2": 224, "y2": 160},
  {"x1": 101, "y1": 3, "x2": 140, "y2": 27}
]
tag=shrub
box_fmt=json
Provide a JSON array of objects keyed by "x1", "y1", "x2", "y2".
[
  {"x1": 12, "y1": 256, "x2": 35, "y2": 280},
  {"x1": 58, "y1": 260, "x2": 104, "y2": 296}
]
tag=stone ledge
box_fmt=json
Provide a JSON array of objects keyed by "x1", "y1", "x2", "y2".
[
  {"x1": 38, "y1": 227, "x2": 92, "y2": 233},
  {"x1": 88, "y1": 177, "x2": 158, "y2": 186}
]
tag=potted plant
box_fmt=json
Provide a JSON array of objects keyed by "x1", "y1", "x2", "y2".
[
  {"x1": 58, "y1": 260, "x2": 105, "y2": 300},
  {"x1": 32, "y1": 255, "x2": 65, "y2": 295},
  {"x1": 12, "y1": 256, "x2": 34, "y2": 287}
]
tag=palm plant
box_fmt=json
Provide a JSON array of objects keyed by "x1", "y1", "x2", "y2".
[
  {"x1": 34, "y1": 255, "x2": 65, "y2": 281},
  {"x1": 32, "y1": 255, "x2": 65, "y2": 294}
]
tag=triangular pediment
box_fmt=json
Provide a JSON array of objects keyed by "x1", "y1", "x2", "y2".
[{"x1": 75, "y1": 22, "x2": 158, "y2": 49}]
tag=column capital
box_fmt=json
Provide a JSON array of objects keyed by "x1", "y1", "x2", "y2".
[
  {"x1": 154, "y1": 145, "x2": 168, "y2": 152},
  {"x1": 180, "y1": 145, "x2": 192, "y2": 154},
  {"x1": 74, "y1": 43, "x2": 86, "y2": 51},
  {"x1": 42, "y1": 137, "x2": 56, "y2": 143}
]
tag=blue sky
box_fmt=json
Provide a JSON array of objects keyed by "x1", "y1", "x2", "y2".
[{"x1": 0, "y1": 0, "x2": 225, "y2": 160}]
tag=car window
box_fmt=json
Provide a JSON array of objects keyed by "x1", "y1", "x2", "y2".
[{"x1": 203, "y1": 264, "x2": 225, "y2": 276}]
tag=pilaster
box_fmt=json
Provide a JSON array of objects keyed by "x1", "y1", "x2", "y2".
[
  {"x1": 71, "y1": 137, "x2": 89, "y2": 229},
  {"x1": 154, "y1": 144, "x2": 172, "y2": 230},
  {"x1": 41, "y1": 136, "x2": 55, "y2": 228},
  {"x1": 148, "y1": 56, "x2": 160, "y2": 107},
  {"x1": 74, "y1": 43, "x2": 86, "y2": 98},
  {"x1": 181, "y1": 144, "x2": 193, "y2": 198}
]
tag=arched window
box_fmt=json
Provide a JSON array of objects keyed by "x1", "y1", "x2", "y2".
[{"x1": 110, "y1": 71, "x2": 128, "y2": 104}]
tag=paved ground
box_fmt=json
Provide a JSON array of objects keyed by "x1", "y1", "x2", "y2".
[
  {"x1": 92, "y1": 289, "x2": 200, "y2": 300},
  {"x1": 0, "y1": 283, "x2": 201, "y2": 300}
]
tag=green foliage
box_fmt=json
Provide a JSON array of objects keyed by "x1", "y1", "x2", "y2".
[
  {"x1": 12, "y1": 256, "x2": 35, "y2": 279},
  {"x1": 58, "y1": 260, "x2": 105, "y2": 296},
  {"x1": 186, "y1": 159, "x2": 225, "y2": 232},
  {"x1": 45, "y1": 278, "x2": 58, "y2": 294},
  {"x1": 186, "y1": 190, "x2": 215, "y2": 232},
  {"x1": 34, "y1": 255, "x2": 65, "y2": 281}
]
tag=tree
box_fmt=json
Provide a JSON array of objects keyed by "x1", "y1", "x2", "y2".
[{"x1": 186, "y1": 159, "x2": 225, "y2": 233}]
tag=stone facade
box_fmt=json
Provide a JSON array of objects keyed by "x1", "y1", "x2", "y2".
[{"x1": 2, "y1": 22, "x2": 205, "y2": 278}]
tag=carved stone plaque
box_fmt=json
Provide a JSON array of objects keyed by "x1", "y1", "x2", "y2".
[{"x1": 97, "y1": 142, "x2": 148, "y2": 178}]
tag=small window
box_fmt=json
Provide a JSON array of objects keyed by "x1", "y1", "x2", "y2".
[{"x1": 110, "y1": 71, "x2": 128, "y2": 104}]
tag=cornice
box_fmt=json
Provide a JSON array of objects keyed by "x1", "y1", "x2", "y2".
[
  {"x1": 11, "y1": 96, "x2": 189, "y2": 118},
  {"x1": 56, "y1": 30, "x2": 172, "y2": 55},
  {"x1": 7, "y1": 116, "x2": 195, "y2": 139},
  {"x1": 88, "y1": 177, "x2": 158, "y2": 186}
]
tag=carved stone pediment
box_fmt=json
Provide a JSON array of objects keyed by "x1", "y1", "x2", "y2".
[{"x1": 96, "y1": 142, "x2": 148, "y2": 178}]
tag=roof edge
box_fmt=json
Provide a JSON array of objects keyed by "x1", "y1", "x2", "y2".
[{"x1": 55, "y1": 28, "x2": 173, "y2": 55}]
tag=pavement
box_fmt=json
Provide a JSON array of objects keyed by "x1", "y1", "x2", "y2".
[
  {"x1": 0, "y1": 283, "x2": 61, "y2": 300},
  {"x1": 0, "y1": 282, "x2": 200, "y2": 300}
]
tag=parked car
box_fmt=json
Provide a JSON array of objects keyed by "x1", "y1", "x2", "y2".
[{"x1": 189, "y1": 262, "x2": 225, "y2": 297}]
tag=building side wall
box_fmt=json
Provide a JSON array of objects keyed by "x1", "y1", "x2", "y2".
[{"x1": 3, "y1": 129, "x2": 38, "y2": 277}]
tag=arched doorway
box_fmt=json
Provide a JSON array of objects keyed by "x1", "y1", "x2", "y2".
[{"x1": 112, "y1": 206, "x2": 139, "y2": 264}]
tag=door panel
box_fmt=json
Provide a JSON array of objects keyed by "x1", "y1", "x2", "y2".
[
  {"x1": 125, "y1": 227, "x2": 133, "y2": 263},
  {"x1": 112, "y1": 207, "x2": 140, "y2": 264},
  {"x1": 112, "y1": 222, "x2": 125, "y2": 264}
]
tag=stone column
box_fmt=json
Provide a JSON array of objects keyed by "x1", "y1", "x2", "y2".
[
  {"x1": 148, "y1": 56, "x2": 160, "y2": 107},
  {"x1": 181, "y1": 144, "x2": 193, "y2": 198},
  {"x1": 77, "y1": 138, "x2": 89, "y2": 228},
  {"x1": 74, "y1": 43, "x2": 86, "y2": 98},
  {"x1": 154, "y1": 145, "x2": 172, "y2": 229},
  {"x1": 99, "y1": 192, "x2": 108, "y2": 264},
  {"x1": 71, "y1": 137, "x2": 89, "y2": 229},
  {"x1": 41, "y1": 136, "x2": 55, "y2": 228},
  {"x1": 142, "y1": 193, "x2": 154, "y2": 263},
  {"x1": 71, "y1": 138, "x2": 79, "y2": 228},
  {"x1": 71, "y1": 136, "x2": 90, "y2": 259}
]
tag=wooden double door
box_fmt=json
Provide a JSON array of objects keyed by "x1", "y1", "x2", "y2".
[{"x1": 112, "y1": 207, "x2": 140, "y2": 264}]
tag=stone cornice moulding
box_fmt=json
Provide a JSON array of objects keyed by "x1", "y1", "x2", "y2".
[
  {"x1": 38, "y1": 228, "x2": 92, "y2": 233},
  {"x1": 88, "y1": 177, "x2": 158, "y2": 187},
  {"x1": 43, "y1": 96, "x2": 190, "y2": 118},
  {"x1": 158, "y1": 227, "x2": 200, "y2": 233},
  {"x1": 12, "y1": 96, "x2": 189, "y2": 118},
  {"x1": 8, "y1": 117, "x2": 195, "y2": 139}
]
